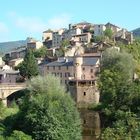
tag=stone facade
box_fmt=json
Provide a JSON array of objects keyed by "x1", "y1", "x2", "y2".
[
  {"x1": 0, "y1": 83, "x2": 26, "y2": 106},
  {"x1": 68, "y1": 80, "x2": 99, "y2": 107},
  {"x1": 39, "y1": 53, "x2": 100, "y2": 106}
]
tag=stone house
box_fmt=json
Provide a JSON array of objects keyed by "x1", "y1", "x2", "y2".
[
  {"x1": 9, "y1": 58, "x2": 23, "y2": 68},
  {"x1": 39, "y1": 52, "x2": 100, "y2": 106},
  {"x1": 0, "y1": 65, "x2": 20, "y2": 83},
  {"x1": 27, "y1": 39, "x2": 43, "y2": 50},
  {"x1": 42, "y1": 30, "x2": 53, "y2": 48},
  {"x1": 94, "y1": 24, "x2": 106, "y2": 36},
  {"x1": 70, "y1": 33, "x2": 92, "y2": 46}
]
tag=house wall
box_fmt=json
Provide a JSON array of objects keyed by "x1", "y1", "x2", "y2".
[
  {"x1": 40, "y1": 65, "x2": 74, "y2": 85},
  {"x1": 36, "y1": 41, "x2": 43, "y2": 49},
  {"x1": 81, "y1": 65, "x2": 98, "y2": 80},
  {"x1": 42, "y1": 32, "x2": 53, "y2": 42},
  {"x1": 94, "y1": 24, "x2": 106, "y2": 36},
  {"x1": 0, "y1": 57, "x2": 5, "y2": 66},
  {"x1": 27, "y1": 41, "x2": 43, "y2": 50},
  {"x1": 68, "y1": 83, "x2": 99, "y2": 107},
  {"x1": 9, "y1": 58, "x2": 23, "y2": 68},
  {"x1": 52, "y1": 32, "x2": 62, "y2": 47},
  {"x1": 0, "y1": 73, "x2": 19, "y2": 83}
]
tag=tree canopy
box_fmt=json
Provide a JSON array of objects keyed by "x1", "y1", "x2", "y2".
[
  {"x1": 16, "y1": 49, "x2": 39, "y2": 79},
  {"x1": 104, "y1": 28, "x2": 113, "y2": 39},
  {"x1": 10, "y1": 75, "x2": 81, "y2": 140},
  {"x1": 33, "y1": 47, "x2": 47, "y2": 58},
  {"x1": 99, "y1": 48, "x2": 140, "y2": 139},
  {"x1": 99, "y1": 48, "x2": 137, "y2": 111}
]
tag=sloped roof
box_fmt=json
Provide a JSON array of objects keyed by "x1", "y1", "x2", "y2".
[
  {"x1": 42, "y1": 56, "x2": 99, "y2": 67},
  {"x1": 0, "y1": 69, "x2": 19, "y2": 75}
]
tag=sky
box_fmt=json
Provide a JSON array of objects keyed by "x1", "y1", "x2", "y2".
[{"x1": 0, "y1": 0, "x2": 140, "y2": 42}]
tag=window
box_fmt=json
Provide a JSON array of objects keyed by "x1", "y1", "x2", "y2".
[
  {"x1": 67, "y1": 72, "x2": 70, "y2": 77},
  {"x1": 84, "y1": 92, "x2": 86, "y2": 96},
  {"x1": 0, "y1": 75, "x2": 2, "y2": 80},
  {"x1": 90, "y1": 69, "x2": 93, "y2": 73},
  {"x1": 60, "y1": 73, "x2": 62, "y2": 77},
  {"x1": 91, "y1": 75, "x2": 94, "y2": 79},
  {"x1": 83, "y1": 119, "x2": 86, "y2": 124},
  {"x1": 65, "y1": 73, "x2": 67, "y2": 77},
  {"x1": 53, "y1": 66, "x2": 55, "y2": 70},
  {"x1": 66, "y1": 66, "x2": 69, "y2": 70},
  {"x1": 58, "y1": 66, "x2": 61, "y2": 70},
  {"x1": 82, "y1": 67, "x2": 85, "y2": 71}
]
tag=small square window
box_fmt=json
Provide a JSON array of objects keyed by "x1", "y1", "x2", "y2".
[{"x1": 84, "y1": 92, "x2": 86, "y2": 96}]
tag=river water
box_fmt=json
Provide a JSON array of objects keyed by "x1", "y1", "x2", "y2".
[{"x1": 80, "y1": 110, "x2": 101, "y2": 140}]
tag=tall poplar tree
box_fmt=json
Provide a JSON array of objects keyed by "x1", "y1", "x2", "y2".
[{"x1": 18, "y1": 49, "x2": 39, "y2": 79}]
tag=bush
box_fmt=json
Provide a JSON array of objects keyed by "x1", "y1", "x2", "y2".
[{"x1": 14, "y1": 75, "x2": 82, "y2": 140}]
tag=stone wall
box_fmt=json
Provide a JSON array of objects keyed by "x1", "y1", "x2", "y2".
[{"x1": 68, "y1": 82, "x2": 100, "y2": 107}]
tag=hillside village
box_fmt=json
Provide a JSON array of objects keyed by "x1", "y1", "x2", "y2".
[
  {"x1": 0, "y1": 21, "x2": 134, "y2": 106},
  {"x1": 1, "y1": 19, "x2": 140, "y2": 139}
]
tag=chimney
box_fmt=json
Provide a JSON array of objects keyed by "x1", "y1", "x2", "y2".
[{"x1": 69, "y1": 24, "x2": 72, "y2": 30}]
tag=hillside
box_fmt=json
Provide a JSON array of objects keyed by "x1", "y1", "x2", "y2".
[
  {"x1": 132, "y1": 28, "x2": 140, "y2": 37},
  {"x1": 0, "y1": 40, "x2": 27, "y2": 54}
]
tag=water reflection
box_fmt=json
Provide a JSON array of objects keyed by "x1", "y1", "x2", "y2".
[{"x1": 80, "y1": 110, "x2": 101, "y2": 140}]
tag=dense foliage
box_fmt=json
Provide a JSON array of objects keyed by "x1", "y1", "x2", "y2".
[
  {"x1": 0, "y1": 101, "x2": 32, "y2": 140},
  {"x1": 4, "y1": 75, "x2": 81, "y2": 140},
  {"x1": 99, "y1": 47, "x2": 140, "y2": 139},
  {"x1": 101, "y1": 112, "x2": 140, "y2": 140},
  {"x1": 104, "y1": 28, "x2": 113, "y2": 39},
  {"x1": 100, "y1": 48, "x2": 134, "y2": 109},
  {"x1": 118, "y1": 39, "x2": 140, "y2": 77},
  {"x1": 33, "y1": 47, "x2": 47, "y2": 58},
  {"x1": 16, "y1": 49, "x2": 39, "y2": 79}
]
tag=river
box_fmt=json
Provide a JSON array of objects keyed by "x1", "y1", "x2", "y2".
[{"x1": 80, "y1": 110, "x2": 101, "y2": 140}]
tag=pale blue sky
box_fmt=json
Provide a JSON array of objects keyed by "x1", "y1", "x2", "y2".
[{"x1": 0, "y1": 0, "x2": 140, "y2": 42}]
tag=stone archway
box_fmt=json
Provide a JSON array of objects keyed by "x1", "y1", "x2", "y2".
[
  {"x1": 0, "y1": 83, "x2": 26, "y2": 106},
  {"x1": 7, "y1": 89, "x2": 28, "y2": 106}
]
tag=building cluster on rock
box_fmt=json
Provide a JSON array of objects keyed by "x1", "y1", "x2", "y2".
[{"x1": 1, "y1": 21, "x2": 134, "y2": 106}]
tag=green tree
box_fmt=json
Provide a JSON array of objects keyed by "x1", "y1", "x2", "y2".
[
  {"x1": 14, "y1": 75, "x2": 82, "y2": 140},
  {"x1": 33, "y1": 47, "x2": 47, "y2": 58},
  {"x1": 99, "y1": 48, "x2": 134, "y2": 111},
  {"x1": 101, "y1": 112, "x2": 140, "y2": 140},
  {"x1": 60, "y1": 39, "x2": 70, "y2": 56},
  {"x1": 104, "y1": 28, "x2": 113, "y2": 39},
  {"x1": 93, "y1": 35, "x2": 105, "y2": 43},
  {"x1": 118, "y1": 39, "x2": 140, "y2": 77},
  {"x1": 61, "y1": 39, "x2": 70, "y2": 48},
  {"x1": 7, "y1": 130, "x2": 32, "y2": 140},
  {"x1": 16, "y1": 49, "x2": 39, "y2": 79}
]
